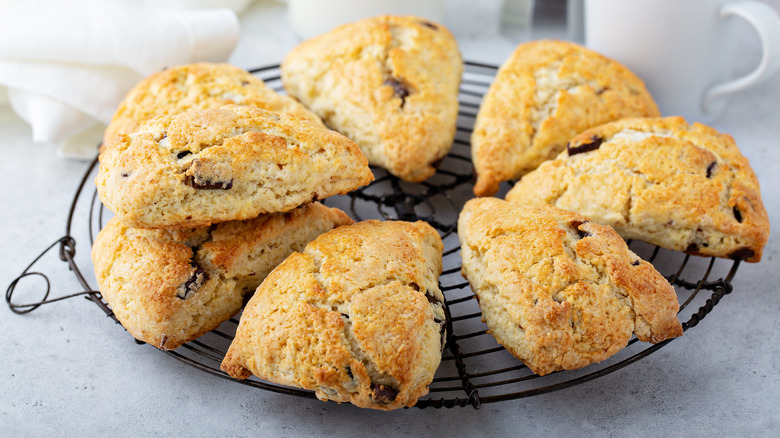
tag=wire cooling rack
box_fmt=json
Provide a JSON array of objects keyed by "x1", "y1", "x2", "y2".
[{"x1": 7, "y1": 62, "x2": 740, "y2": 409}]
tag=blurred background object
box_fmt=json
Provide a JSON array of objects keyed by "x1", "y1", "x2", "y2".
[
  {"x1": 286, "y1": 0, "x2": 536, "y2": 40},
  {"x1": 148, "y1": 0, "x2": 256, "y2": 14},
  {"x1": 287, "y1": 0, "x2": 445, "y2": 40},
  {"x1": 502, "y1": 0, "x2": 536, "y2": 38},
  {"x1": 566, "y1": 0, "x2": 584, "y2": 41}
]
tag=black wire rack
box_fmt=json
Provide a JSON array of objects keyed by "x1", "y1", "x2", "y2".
[{"x1": 6, "y1": 62, "x2": 740, "y2": 409}]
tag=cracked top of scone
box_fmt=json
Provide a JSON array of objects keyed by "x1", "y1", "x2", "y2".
[
  {"x1": 281, "y1": 15, "x2": 463, "y2": 182},
  {"x1": 505, "y1": 116, "x2": 769, "y2": 262},
  {"x1": 471, "y1": 40, "x2": 660, "y2": 196},
  {"x1": 96, "y1": 104, "x2": 373, "y2": 229},
  {"x1": 91, "y1": 203, "x2": 353, "y2": 351},
  {"x1": 458, "y1": 198, "x2": 683, "y2": 376},
  {"x1": 221, "y1": 220, "x2": 446, "y2": 410},
  {"x1": 103, "y1": 62, "x2": 323, "y2": 146}
]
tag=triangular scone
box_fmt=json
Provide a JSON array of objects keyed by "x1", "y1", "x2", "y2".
[
  {"x1": 103, "y1": 63, "x2": 323, "y2": 146},
  {"x1": 96, "y1": 105, "x2": 373, "y2": 229},
  {"x1": 505, "y1": 117, "x2": 769, "y2": 262},
  {"x1": 281, "y1": 15, "x2": 463, "y2": 182},
  {"x1": 458, "y1": 198, "x2": 683, "y2": 376},
  {"x1": 221, "y1": 220, "x2": 446, "y2": 410},
  {"x1": 91, "y1": 203, "x2": 353, "y2": 351},
  {"x1": 472, "y1": 40, "x2": 660, "y2": 196}
]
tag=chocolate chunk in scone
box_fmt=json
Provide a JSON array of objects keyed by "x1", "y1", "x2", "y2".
[
  {"x1": 281, "y1": 15, "x2": 463, "y2": 182},
  {"x1": 458, "y1": 198, "x2": 683, "y2": 376},
  {"x1": 221, "y1": 220, "x2": 446, "y2": 410},
  {"x1": 505, "y1": 116, "x2": 770, "y2": 262},
  {"x1": 91, "y1": 203, "x2": 353, "y2": 350},
  {"x1": 96, "y1": 105, "x2": 373, "y2": 229}
]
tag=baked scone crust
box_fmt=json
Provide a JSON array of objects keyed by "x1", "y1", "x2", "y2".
[
  {"x1": 104, "y1": 62, "x2": 322, "y2": 146},
  {"x1": 505, "y1": 116, "x2": 769, "y2": 262},
  {"x1": 472, "y1": 40, "x2": 660, "y2": 196},
  {"x1": 458, "y1": 198, "x2": 683, "y2": 376},
  {"x1": 281, "y1": 15, "x2": 463, "y2": 182},
  {"x1": 96, "y1": 105, "x2": 373, "y2": 229},
  {"x1": 221, "y1": 220, "x2": 446, "y2": 410},
  {"x1": 91, "y1": 203, "x2": 353, "y2": 350}
]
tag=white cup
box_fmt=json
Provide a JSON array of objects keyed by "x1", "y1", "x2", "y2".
[{"x1": 584, "y1": 0, "x2": 780, "y2": 122}]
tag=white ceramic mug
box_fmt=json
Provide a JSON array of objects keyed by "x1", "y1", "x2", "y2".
[{"x1": 584, "y1": 0, "x2": 780, "y2": 122}]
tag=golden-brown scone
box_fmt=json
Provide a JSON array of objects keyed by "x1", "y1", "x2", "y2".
[
  {"x1": 221, "y1": 220, "x2": 446, "y2": 410},
  {"x1": 472, "y1": 40, "x2": 660, "y2": 196},
  {"x1": 91, "y1": 203, "x2": 353, "y2": 351},
  {"x1": 458, "y1": 198, "x2": 683, "y2": 376},
  {"x1": 505, "y1": 117, "x2": 769, "y2": 262},
  {"x1": 281, "y1": 15, "x2": 463, "y2": 182},
  {"x1": 96, "y1": 105, "x2": 373, "y2": 229},
  {"x1": 103, "y1": 63, "x2": 322, "y2": 146}
]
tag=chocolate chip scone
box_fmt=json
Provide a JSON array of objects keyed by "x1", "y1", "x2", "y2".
[
  {"x1": 472, "y1": 40, "x2": 660, "y2": 196},
  {"x1": 91, "y1": 203, "x2": 353, "y2": 351},
  {"x1": 96, "y1": 104, "x2": 373, "y2": 229},
  {"x1": 103, "y1": 63, "x2": 322, "y2": 146},
  {"x1": 281, "y1": 15, "x2": 463, "y2": 182},
  {"x1": 221, "y1": 220, "x2": 446, "y2": 410},
  {"x1": 505, "y1": 117, "x2": 769, "y2": 262},
  {"x1": 458, "y1": 198, "x2": 683, "y2": 376}
]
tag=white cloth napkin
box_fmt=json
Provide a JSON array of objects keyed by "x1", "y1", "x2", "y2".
[{"x1": 0, "y1": 0, "x2": 241, "y2": 158}]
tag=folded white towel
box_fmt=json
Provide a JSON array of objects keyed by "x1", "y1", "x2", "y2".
[{"x1": 0, "y1": 0, "x2": 240, "y2": 158}]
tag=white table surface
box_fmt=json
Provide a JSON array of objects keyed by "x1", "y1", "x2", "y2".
[{"x1": 2, "y1": 1, "x2": 779, "y2": 436}]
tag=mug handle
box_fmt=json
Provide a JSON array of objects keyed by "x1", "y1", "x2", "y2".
[{"x1": 703, "y1": 1, "x2": 780, "y2": 114}]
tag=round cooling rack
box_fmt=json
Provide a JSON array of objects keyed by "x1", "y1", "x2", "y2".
[{"x1": 7, "y1": 62, "x2": 740, "y2": 409}]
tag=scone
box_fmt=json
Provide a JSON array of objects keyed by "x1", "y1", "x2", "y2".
[
  {"x1": 103, "y1": 62, "x2": 322, "y2": 146},
  {"x1": 91, "y1": 203, "x2": 353, "y2": 351},
  {"x1": 281, "y1": 15, "x2": 463, "y2": 182},
  {"x1": 472, "y1": 40, "x2": 660, "y2": 196},
  {"x1": 96, "y1": 104, "x2": 373, "y2": 229},
  {"x1": 221, "y1": 220, "x2": 446, "y2": 410},
  {"x1": 505, "y1": 117, "x2": 769, "y2": 262},
  {"x1": 458, "y1": 198, "x2": 683, "y2": 376}
]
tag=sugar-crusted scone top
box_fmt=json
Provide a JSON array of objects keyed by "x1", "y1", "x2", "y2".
[
  {"x1": 221, "y1": 220, "x2": 446, "y2": 410},
  {"x1": 104, "y1": 63, "x2": 323, "y2": 145},
  {"x1": 281, "y1": 15, "x2": 463, "y2": 182},
  {"x1": 91, "y1": 203, "x2": 353, "y2": 350},
  {"x1": 96, "y1": 105, "x2": 373, "y2": 229},
  {"x1": 505, "y1": 116, "x2": 770, "y2": 262},
  {"x1": 458, "y1": 198, "x2": 683, "y2": 376},
  {"x1": 472, "y1": 40, "x2": 660, "y2": 196}
]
